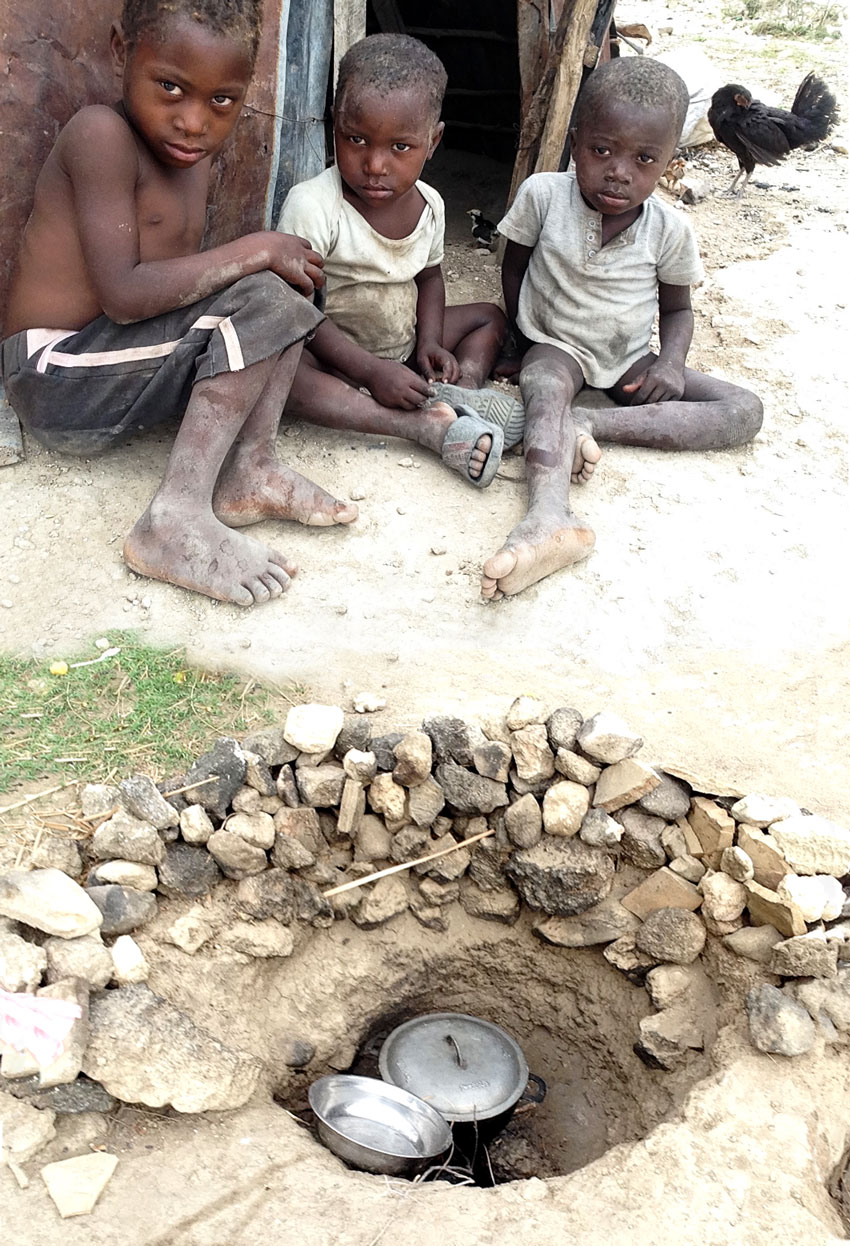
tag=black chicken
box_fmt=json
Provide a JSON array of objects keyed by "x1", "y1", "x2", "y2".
[{"x1": 708, "y1": 72, "x2": 838, "y2": 197}]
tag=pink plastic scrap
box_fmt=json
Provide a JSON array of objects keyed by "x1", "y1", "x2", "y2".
[{"x1": 0, "y1": 989, "x2": 82, "y2": 1067}]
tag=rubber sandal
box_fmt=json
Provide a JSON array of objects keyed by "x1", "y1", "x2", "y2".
[
  {"x1": 440, "y1": 405, "x2": 504, "y2": 489},
  {"x1": 430, "y1": 381, "x2": 525, "y2": 449}
]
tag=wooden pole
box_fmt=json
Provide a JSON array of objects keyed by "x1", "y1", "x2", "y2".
[{"x1": 323, "y1": 829, "x2": 494, "y2": 898}]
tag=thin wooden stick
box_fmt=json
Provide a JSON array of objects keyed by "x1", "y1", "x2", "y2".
[
  {"x1": 323, "y1": 829, "x2": 494, "y2": 898},
  {"x1": 0, "y1": 781, "x2": 77, "y2": 816}
]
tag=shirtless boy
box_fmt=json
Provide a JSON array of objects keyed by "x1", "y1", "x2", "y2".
[
  {"x1": 2, "y1": 0, "x2": 356, "y2": 607},
  {"x1": 277, "y1": 34, "x2": 520, "y2": 487},
  {"x1": 482, "y1": 57, "x2": 764, "y2": 599}
]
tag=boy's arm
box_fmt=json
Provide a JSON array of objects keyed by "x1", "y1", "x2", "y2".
[
  {"x1": 67, "y1": 109, "x2": 323, "y2": 323},
  {"x1": 501, "y1": 240, "x2": 533, "y2": 339},
  {"x1": 622, "y1": 283, "x2": 693, "y2": 405},
  {"x1": 413, "y1": 264, "x2": 458, "y2": 383}
]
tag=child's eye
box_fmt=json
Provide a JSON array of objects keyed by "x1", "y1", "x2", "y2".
[
  {"x1": 392, "y1": 143, "x2": 412, "y2": 153},
  {"x1": 160, "y1": 81, "x2": 181, "y2": 96},
  {"x1": 211, "y1": 94, "x2": 234, "y2": 107},
  {"x1": 592, "y1": 145, "x2": 610, "y2": 156},
  {"x1": 638, "y1": 154, "x2": 655, "y2": 164},
  {"x1": 348, "y1": 135, "x2": 366, "y2": 145}
]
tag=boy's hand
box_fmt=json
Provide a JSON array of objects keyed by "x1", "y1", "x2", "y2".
[
  {"x1": 263, "y1": 232, "x2": 325, "y2": 297},
  {"x1": 416, "y1": 343, "x2": 460, "y2": 385},
  {"x1": 368, "y1": 359, "x2": 433, "y2": 410},
  {"x1": 621, "y1": 359, "x2": 685, "y2": 405}
]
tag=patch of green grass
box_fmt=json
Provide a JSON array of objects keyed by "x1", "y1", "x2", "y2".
[{"x1": 0, "y1": 633, "x2": 296, "y2": 794}]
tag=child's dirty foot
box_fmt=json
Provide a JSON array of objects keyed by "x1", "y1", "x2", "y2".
[
  {"x1": 214, "y1": 454, "x2": 358, "y2": 527},
  {"x1": 481, "y1": 510, "x2": 595, "y2": 599},
  {"x1": 124, "y1": 505, "x2": 297, "y2": 606},
  {"x1": 572, "y1": 428, "x2": 602, "y2": 484},
  {"x1": 440, "y1": 407, "x2": 503, "y2": 487}
]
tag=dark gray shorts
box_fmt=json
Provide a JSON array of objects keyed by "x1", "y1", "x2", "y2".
[{"x1": 0, "y1": 272, "x2": 323, "y2": 456}]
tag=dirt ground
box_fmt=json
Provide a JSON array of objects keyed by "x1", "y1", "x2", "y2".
[{"x1": 1, "y1": 4, "x2": 849, "y2": 1241}]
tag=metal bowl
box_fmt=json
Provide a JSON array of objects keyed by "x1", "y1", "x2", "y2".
[{"x1": 308, "y1": 1074, "x2": 453, "y2": 1176}]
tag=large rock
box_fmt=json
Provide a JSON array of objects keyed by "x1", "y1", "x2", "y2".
[
  {"x1": 635, "y1": 907, "x2": 706, "y2": 965},
  {"x1": 698, "y1": 872, "x2": 747, "y2": 927},
  {"x1": 0, "y1": 1094, "x2": 56, "y2": 1164},
  {"x1": 220, "y1": 919, "x2": 294, "y2": 958},
  {"x1": 82, "y1": 984, "x2": 260, "y2": 1111},
  {"x1": 89, "y1": 860, "x2": 158, "y2": 891},
  {"x1": 533, "y1": 897, "x2": 639, "y2": 947},
  {"x1": 351, "y1": 876, "x2": 409, "y2": 929},
  {"x1": 638, "y1": 771, "x2": 691, "y2": 820},
  {"x1": 284, "y1": 703, "x2": 344, "y2": 753},
  {"x1": 769, "y1": 935, "x2": 838, "y2": 979},
  {"x1": 236, "y1": 870, "x2": 298, "y2": 924},
  {"x1": 576, "y1": 712, "x2": 643, "y2": 764},
  {"x1": 37, "y1": 978, "x2": 89, "y2": 1089},
  {"x1": 179, "y1": 804, "x2": 214, "y2": 845},
  {"x1": 85, "y1": 885, "x2": 157, "y2": 936},
  {"x1": 30, "y1": 833, "x2": 83, "y2": 878},
  {"x1": 776, "y1": 873, "x2": 845, "y2": 923},
  {"x1": 580, "y1": 807, "x2": 623, "y2": 849},
  {"x1": 618, "y1": 808, "x2": 667, "y2": 869},
  {"x1": 546, "y1": 707, "x2": 583, "y2": 752},
  {"x1": 111, "y1": 935, "x2": 149, "y2": 985},
  {"x1": 473, "y1": 741, "x2": 512, "y2": 783},
  {"x1": 736, "y1": 827, "x2": 791, "y2": 890},
  {"x1": 295, "y1": 764, "x2": 346, "y2": 808},
  {"x1": 791, "y1": 968, "x2": 850, "y2": 1033},
  {"x1": 768, "y1": 814, "x2": 850, "y2": 877},
  {"x1": 723, "y1": 925, "x2": 783, "y2": 965},
  {"x1": 460, "y1": 880, "x2": 520, "y2": 925},
  {"x1": 554, "y1": 749, "x2": 600, "y2": 785},
  {"x1": 393, "y1": 732, "x2": 433, "y2": 787},
  {"x1": 0, "y1": 870, "x2": 102, "y2": 938},
  {"x1": 505, "y1": 794, "x2": 543, "y2": 848},
  {"x1": 181, "y1": 738, "x2": 247, "y2": 819},
  {"x1": 542, "y1": 781, "x2": 590, "y2": 837},
  {"x1": 45, "y1": 934, "x2": 112, "y2": 989},
  {"x1": 435, "y1": 763, "x2": 507, "y2": 815},
  {"x1": 424, "y1": 833, "x2": 471, "y2": 883},
  {"x1": 92, "y1": 810, "x2": 164, "y2": 866},
  {"x1": 505, "y1": 696, "x2": 547, "y2": 730},
  {"x1": 687, "y1": 798, "x2": 735, "y2": 861},
  {"x1": 119, "y1": 775, "x2": 180, "y2": 831},
  {"x1": 506, "y1": 838, "x2": 613, "y2": 916},
  {"x1": 407, "y1": 775, "x2": 445, "y2": 827},
  {"x1": 367, "y1": 772, "x2": 408, "y2": 825},
  {"x1": 730, "y1": 794, "x2": 800, "y2": 828},
  {"x1": 744, "y1": 880, "x2": 806, "y2": 938},
  {"x1": 0, "y1": 927, "x2": 46, "y2": 990},
  {"x1": 621, "y1": 868, "x2": 701, "y2": 920},
  {"x1": 634, "y1": 1006, "x2": 705, "y2": 1070},
  {"x1": 157, "y1": 842, "x2": 223, "y2": 898},
  {"x1": 206, "y1": 830, "x2": 268, "y2": 880},
  {"x1": 510, "y1": 725, "x2": 555, "y2": 784},
  {"x1": 745, "y1": 984, "x2": 816, "y2": 1057},
  {"x1": 593, "y1": 758, "x2": 660, "y2": 812},
  {"x1": 423, "y1": 715, "x2": 486, "y2": 766},
  {"x1": 241, "y1": 724, "x2": 298, "y2": 767}
]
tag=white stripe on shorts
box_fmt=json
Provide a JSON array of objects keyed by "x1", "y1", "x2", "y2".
[{"x1": 30, "y1": 315, "x2": 228, "y2": 374}]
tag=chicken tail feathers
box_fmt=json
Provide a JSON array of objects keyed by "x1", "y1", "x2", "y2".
[{"x1": 789, "y1": 72, "x2": 839, "y2": 145}]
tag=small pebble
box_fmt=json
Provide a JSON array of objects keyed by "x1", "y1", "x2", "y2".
[
  {"x1": 1, "y1": 600, "x2": 12, "y2": 609},
  {"x1": 350, "y1": 489, "x2": 366, "y2": 501},
  {"x1": 94, "y1": 638, "x2": 111, "y2": 650},
  {"x1": 430, "y1": 544, "x2": 447, "y2": 556},
  {"x1": 141, "y1": 596, "x2": 152, "y2": 610},
  {"x1": 353, "y1": 692, "x2": 387, "y2": 713},
  {"x1": 398, "y1": 457, "x2": 414, "y2": 468},
  {"x1": 396, "y1": 506, "x2": 406, "y2": 515}
]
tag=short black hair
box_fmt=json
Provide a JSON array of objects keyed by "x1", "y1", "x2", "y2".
[
  {"x1": 335, "y1": 34, "x2": 447, "y2": 125},
  {"x1": 121, "y1": 0, "x2": 263, "y2": 64},
  {"x1": 574, "y1": 57, "x2": 689, "y2": 143}
]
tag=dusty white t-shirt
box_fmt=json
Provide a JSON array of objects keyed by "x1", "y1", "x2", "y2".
[
  {"x1": 498, "y1": 171, "x2": 705, "y2": 388},
  {"x1": 277, "y1": 165, "x2": 445, "y2": 360}
]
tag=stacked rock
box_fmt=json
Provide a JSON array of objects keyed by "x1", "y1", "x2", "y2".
[{"x1": 1, "y1": 698, "x2": 848, "y2": 1152}]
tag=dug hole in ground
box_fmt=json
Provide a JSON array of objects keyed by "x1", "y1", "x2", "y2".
[{"x1": 1, "y1": 2, "x2": 849, "y2": 1242}]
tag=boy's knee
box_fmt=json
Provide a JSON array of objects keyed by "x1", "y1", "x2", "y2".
[{"x1": 728, "y1": 390, "x2": 764, "y2": 446}]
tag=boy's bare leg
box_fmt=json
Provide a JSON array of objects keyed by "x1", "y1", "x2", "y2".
[
  {"x1": 596, "y1": 354, "x2": 764, "y2": 449},
  {"x1": 213, "y1": 345, "x2": 358, "y2": 528},
  {"x1": 442, "y1": 303, "x2": 507, "y2": 388},
  {"x1": 125, "y1": 345, "x2": 316, "y2": 606},
  {"x1": 285, "y1": 352, "x2": 493, "y2": 475},
  {"x1": 481, "y1": 346, "x2": 596, "y2": 600}
]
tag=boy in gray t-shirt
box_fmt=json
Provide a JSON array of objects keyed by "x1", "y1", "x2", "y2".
[{"x1": 482, "y1": 58, "x2": 763, "y2": 601}]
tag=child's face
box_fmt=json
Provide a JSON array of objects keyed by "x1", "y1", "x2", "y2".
[
  {"x1": 570, "y1": 100, "x2": 679, "y2": 216},
  {"x1": 334, "y1": 86, "x2": 444, "y2": 209},
  {"x1": 111, "y1": 19, "x2": 253, "y2": 169}
]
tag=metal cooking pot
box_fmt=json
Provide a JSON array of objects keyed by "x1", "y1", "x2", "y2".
[
  {"x1": 378, "y1": 1012, "x2": 546, "y2": 1143},
  {"x1": 308, "y1": 1074, "x2": 453, "y2": 1177}
]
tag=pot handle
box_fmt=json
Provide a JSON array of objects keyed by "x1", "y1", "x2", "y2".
[{"x1": 520, "y1": 1073, "x2": 547, "y2": 1105}]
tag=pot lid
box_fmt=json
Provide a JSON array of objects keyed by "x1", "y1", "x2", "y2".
[{"x1": 378, "y1": 1012, "x2": 528, "y2": 1122}]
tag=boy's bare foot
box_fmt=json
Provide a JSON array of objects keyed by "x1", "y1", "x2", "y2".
[
  {"x1": 572, "y1": 428, "x2": 602, "y2": 485},
  {"x1": 214, "y1": 452, "x2": 358, "y2": 527},
  {"x1": 481, "y1": 509, "x2": 595, "y2": 600},
  {"x1": 124, "y1": 504, "x2": 297, "y2": 606}
]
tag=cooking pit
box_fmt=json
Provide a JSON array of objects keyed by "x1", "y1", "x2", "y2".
[{"x1": 2, "y1": 698, "x2": 848, "y2": 1232}]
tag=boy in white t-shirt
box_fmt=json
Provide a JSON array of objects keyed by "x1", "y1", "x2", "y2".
[
  {"x1": 277, "y1": 34, "x2": 516, "y2": 487},
  {"x1": 482, "y1": 57, "x2": 764, "y2": 599}
]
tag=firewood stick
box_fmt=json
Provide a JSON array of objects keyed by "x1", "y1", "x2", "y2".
[{"x1": 322, "y1": 829, "x2": 494, "y2": 898}]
